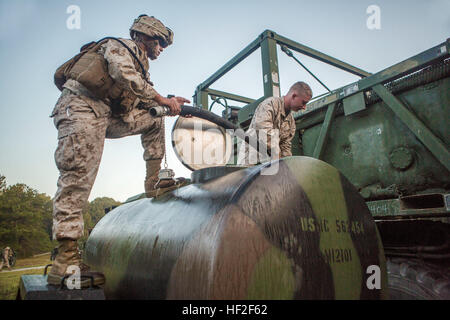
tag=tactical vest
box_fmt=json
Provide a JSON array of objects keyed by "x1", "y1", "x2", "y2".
[{"x1": 54, "y1": 37, "x2": 149, "y2": 114}]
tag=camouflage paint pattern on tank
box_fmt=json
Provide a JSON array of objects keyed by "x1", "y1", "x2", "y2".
[{"x1": 84, "y1": 156, "x2": 388, "y2": 299}]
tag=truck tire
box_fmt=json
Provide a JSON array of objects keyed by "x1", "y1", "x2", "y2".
[{"x1": 387, "y1": 257, "x2": 450, "y2": 300}]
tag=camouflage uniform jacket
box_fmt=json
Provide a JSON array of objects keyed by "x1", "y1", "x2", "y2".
[
  {"x1": 237, "y1": 96, "x2": 296, "y2": 165},
  {"x1": 54, "y1": 38, "x2": 157, "y2": 119},
  {"x1": 50, "y1": 38, "x2": 165, "y2": 241}
]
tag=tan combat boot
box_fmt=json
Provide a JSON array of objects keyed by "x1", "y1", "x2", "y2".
[
  {"x1": 144, "y1": 159, "x2": 162, "y2": 197},
  {"x1": 47, "y1": 239, "x2": 105, "y2": 288},
  {"x1": 144, "y1": 159, "x2": 187, "y2": 198}
]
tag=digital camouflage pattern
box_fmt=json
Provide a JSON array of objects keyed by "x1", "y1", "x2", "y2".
[
  {"x1": 0, "y1": 247, "x2": 12, "y2": 270},
  {"x1": 62, "y1": 38, "x2": 157, "y2": 118},
  {"x1": 85, "y1": 157, "x2": 388, "y2": 299},
  {"x1": 237, "y1": 97, "x2": 296, "y2": 165},
  {"x1": 100, "y1": 39, "x2": 156, "y2": 103},
  {"x1": 130, "y1": 15, "x2": 173, "y2": 48},
  {"x1": 51, "y1": 37, "x2": 164, "y2": 241}
]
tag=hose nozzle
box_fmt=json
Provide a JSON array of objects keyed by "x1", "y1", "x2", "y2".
[{"x1": 149, "y1": 106, "x2": 170, "y2": 117}]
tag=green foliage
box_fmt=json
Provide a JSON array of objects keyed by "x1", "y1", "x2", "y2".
[
  {"x1": 0, "y1": 181, "x2": 54, "y2": 258},
  {"x1": 79, "y1": 197, "x2": 121, "y2": 247},
  {"x1": 0, "y1": 268, "x2": 45, "y2": 300},
  {"x1": 0, "y1": 174, "x2": 121, "y2": 258},
  {"x1": 0, "y1": 174, "x2": 6, "y2": 192},
  {"x1": 87, "y1": 197, "x2": 121, "y2": 227}
]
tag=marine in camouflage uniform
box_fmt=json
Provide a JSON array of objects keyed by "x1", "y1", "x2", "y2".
[
  {"x1": 0, "y1": 247, "x2": 12, "y2": 271},
  {"x1": 48, "y1": 15, "x2": 190, "y2": 287},
  {"x1": 237, "y1": 82, "x2": 312, "y2": 165}
]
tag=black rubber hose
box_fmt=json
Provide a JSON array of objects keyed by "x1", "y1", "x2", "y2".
[
  {"x1": 151, "y1": 105, "x2": 271, "y2": 157},
  {"x1": 181, "y1": 106, "x2": 271, "y2": 156},
  {"x1": 179, "y1": 106, "x2": 238, "y2": 130}
]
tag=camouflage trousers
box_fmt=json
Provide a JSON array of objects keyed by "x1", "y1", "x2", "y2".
[
  {"x1": 0, "y1": 252, "x2": 10, "y2": 270},
  {"x1": 51, "y1": 90, "x2": 164, "y2": 240}
]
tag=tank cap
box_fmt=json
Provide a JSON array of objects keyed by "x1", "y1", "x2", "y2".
[{"x1": 389, "y1": 147, "x2": 414, "y2": 170}]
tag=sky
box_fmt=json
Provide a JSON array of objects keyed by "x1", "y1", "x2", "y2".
[{"x1": 0, "y1": 0, "x2": 449, "y2": 202}]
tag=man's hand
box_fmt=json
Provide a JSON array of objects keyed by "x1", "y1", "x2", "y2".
[
  {"x1": 166, "y1": 96, "x2": 190, "y2": 116},
  {"x1": 154, "y1": 94, "x2": 190, "y2": 116},
  {"x1": 174, "y1": 96, "x2": 192, "y2": 117}
]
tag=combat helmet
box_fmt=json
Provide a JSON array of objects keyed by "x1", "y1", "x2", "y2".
[{"x1": 130, "y1": 15, "x2": 173, "y2": 48}]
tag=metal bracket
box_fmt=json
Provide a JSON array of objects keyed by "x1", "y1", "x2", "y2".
[
  {"x1": 43, "y1": 264, "x2": 52, "y2": 276},
  {"x1": 312, "y1": 102, "x2": 338, "y2": 159},
  {"x1": 372, "y1": 84, "x2": 450, "y2": 172},
  {"x1": 343, "y1": 92, "x2": 366, "y2": 116}
]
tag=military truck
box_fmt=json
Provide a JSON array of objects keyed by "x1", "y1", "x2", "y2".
[
  {"x1": 81, "y1": 31, "x2": 449, "y2": 300},
  {"x1": 187, "y1": 30, "x2": 450, "y2": 299},
  {"x1": 19, "y1": 31, "x2": 449, "y2": 300}
]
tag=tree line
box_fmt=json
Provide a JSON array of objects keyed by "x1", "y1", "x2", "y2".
[{"x1": 0, "y1": 174, "x2": 120, "y2": 258}]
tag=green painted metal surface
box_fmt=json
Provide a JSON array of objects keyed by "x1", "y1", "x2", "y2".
[
  {"x1": 343, "y1": 92, "x2": 366, "y2": 116},
  {"x1": 300, "y1": 75, "x2": 450, "y2": 200},
  {"x1": 194, "y1": 88, "x2": 208, "y2": 110},
  {"x1": 261, "y1": 32, "x2": 280, "y2": 98},
  {"x1": 192, "y1": 31, "x2": 449, "y2": 218},
  {"x1": 372, "y1": 84, "x2": 450, "y2": 172},
  {"x1": 313, "y1": 102, "x2": 338, "y2": 159},
  {"x1": 273, "y1": 32, "x2": 371, "y2": 78},
  {"x1": 194, "y1": 29, "x2": 369, "y2": 114},
  {"x1": 368, "y1": 193, "x2": 450, "y2": 218},
  {"x1": 359, "y1": 40, "x2": 449, "y2": 91},
  {"x1": 205, "y1": 88, "x2": 254, "y2": 104},
  {"x1": 299, "y1": 39, "x2": 449, "y2": 115}
]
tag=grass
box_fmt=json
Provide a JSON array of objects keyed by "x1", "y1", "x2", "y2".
[
  {"x1": 13, "y1": 253, "x2": 52, "y2": 269},
  {"x1": 0, "y1": 253, "x2": 52, "y2": 300}
]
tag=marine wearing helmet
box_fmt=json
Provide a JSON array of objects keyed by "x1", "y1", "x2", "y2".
[{"x1": 48, "y1": 15, "x2": 189, "y2": 288}]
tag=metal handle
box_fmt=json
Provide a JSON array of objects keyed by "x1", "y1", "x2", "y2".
[{"x1": 44, "y1": 264, "x2": 52, "y2": 276}]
